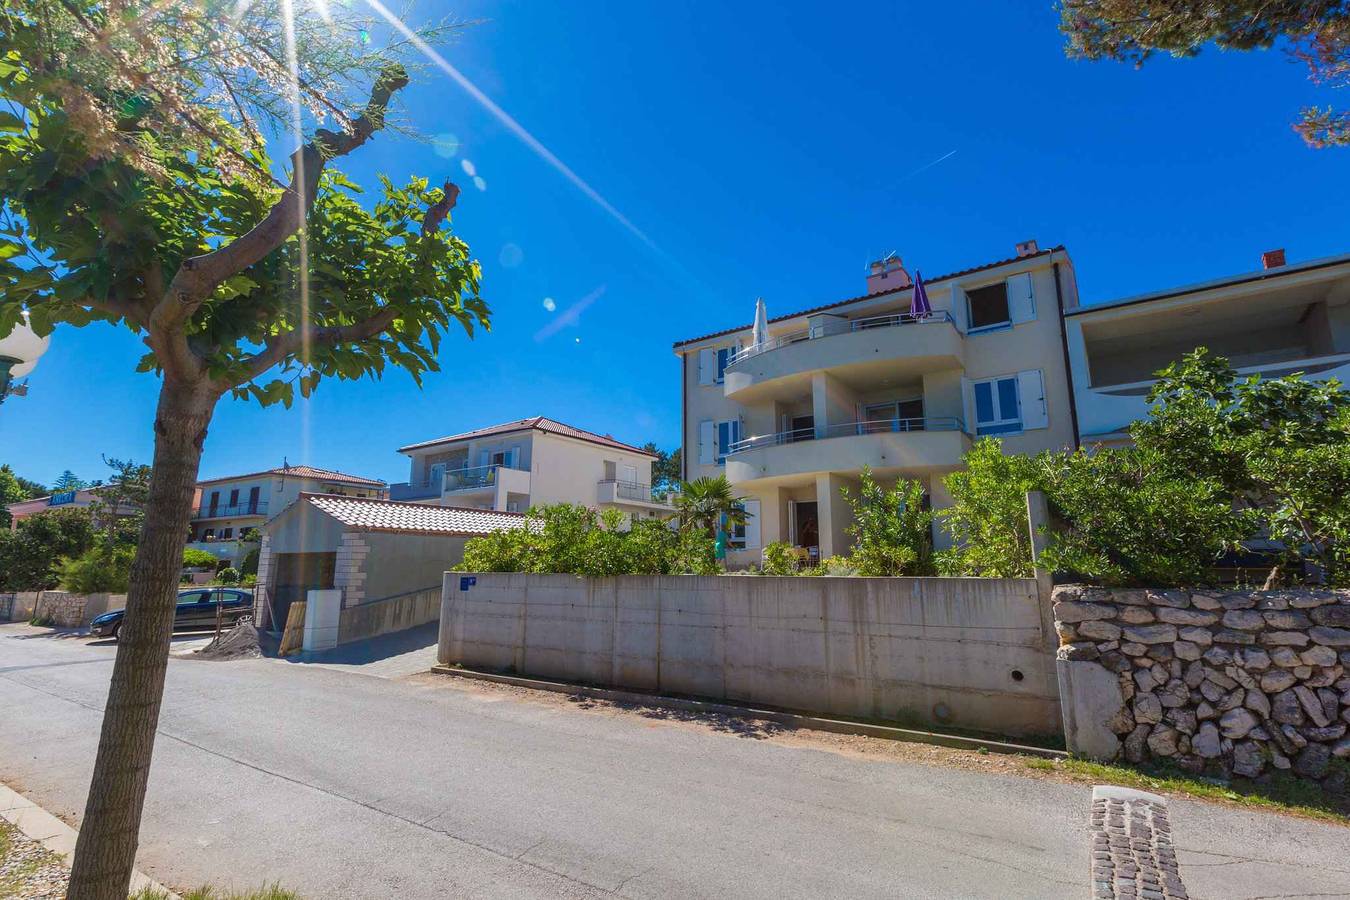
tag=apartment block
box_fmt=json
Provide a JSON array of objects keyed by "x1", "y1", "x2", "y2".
[
  {"x1": 189, "y1": 464, "x2": 386, "y2": 565},
  {"x1": 389, "y1": 415, "x2": 672, "y2": 518},
  {"x1": 1065, "y1": 249, "x2": 1350, "y2": 445},
  {"x1": 676, "y1": 241, "x2": 1079, "y2": 566}
]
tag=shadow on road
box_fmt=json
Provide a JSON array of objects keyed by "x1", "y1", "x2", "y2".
[{"x1": 563, "y1": 693, "x2": 791, "y2": 740}]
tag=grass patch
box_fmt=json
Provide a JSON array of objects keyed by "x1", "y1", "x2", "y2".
[
  {"x1": 130, "y1": 887, "x2": 300, "y2": 900},
  {"x1": 130, "y1": 886, "x2": 300, "y2": 900},
  {"x1": 1025, "y1": 756, "x2": 1350, "y2": 825}
]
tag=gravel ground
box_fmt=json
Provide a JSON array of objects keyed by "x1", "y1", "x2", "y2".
[{"x1": 0, "y1": 819, "x2": 68, "y2": 900}]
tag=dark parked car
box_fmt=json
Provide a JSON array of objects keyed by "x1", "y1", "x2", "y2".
[{"x1": 90, "y1": 588, "x2": 254, "y2": 641}]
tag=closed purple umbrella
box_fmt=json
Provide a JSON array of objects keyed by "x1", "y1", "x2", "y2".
[{"x1": 911, "y1": 270, "x2": 932, "y2": 319}]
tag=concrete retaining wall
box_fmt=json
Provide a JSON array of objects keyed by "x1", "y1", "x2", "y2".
[
  {"x1": 25, "y1": 591, "x2": 126, "y2": 627},
  {"x1": 339, "y1": 584, "x2": 442, "y2": 644},
  {"x1": 0, "y1": 592, "x2": 40, "y2": 623},
  {"x1": 1053, "y1": 585, "x2": 1350, "y2": 783},
  {"x1": 440, "y1": 573, "x2": 1062, "y2": 738}
]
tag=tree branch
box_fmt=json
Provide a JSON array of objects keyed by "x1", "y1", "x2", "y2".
[{"x1": 153, "y1": 64, "x2": 411, "y2": 334}]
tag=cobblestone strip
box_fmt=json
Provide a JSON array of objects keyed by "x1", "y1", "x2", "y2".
[{"x1": 1090, "y1": 785, "x2": 1188, "y2": 900}]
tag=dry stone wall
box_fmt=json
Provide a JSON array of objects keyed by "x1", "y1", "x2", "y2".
[{"x1": 1052, "y1": 585, "x2": 1350, "y2": 784}]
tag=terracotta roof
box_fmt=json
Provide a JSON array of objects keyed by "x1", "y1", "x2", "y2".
[
  {"x1": 672, "y1": 245, "x2": 1066, "y2": 348},
  {"x1": 298, "y1": 493, "x2": 528, "y2": 536},
  {"x1": 197, "y1": 464, "x2": 386, "y2": 488},
  {"x1": 397, "y1": 416, "x2": 658, "y2": 457}
]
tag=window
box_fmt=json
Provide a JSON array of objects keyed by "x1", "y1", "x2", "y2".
[
  {"x1": 222, "y1": 528, "x2": 233, "y2": 540},
  {"x1": 228, "y1": 488, "x2": 239, "y2": 507},
  {"x1": 725, "y1": 499, "x2": 760, "y2": 550},
  {"x1": 973, "y1": 376, "x2": 1022, "y2": 434},
  {"x1": 966, "y1": 283, "x2": 1010, "y2": 331},
  {"x1": 202, "y1": 528, "x2": 215, "y2": 541},
  {"x1": 715, "y1": 347, "x2": 731, "y2": 383},
  {"x1": 716, "y1": 419, "x2": 741, "y2": 463}
]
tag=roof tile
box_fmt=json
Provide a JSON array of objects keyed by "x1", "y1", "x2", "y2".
[
  {"x1": 397, "y1": 416, "x2": 656, "y2": 456},
  {"x1": 300, "y1": 493, "x2": 527, "y2": 536}
]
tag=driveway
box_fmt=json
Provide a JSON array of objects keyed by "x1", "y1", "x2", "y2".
[{"x1": 1, "y1": 624, "x2": 1347, "y2": 899}]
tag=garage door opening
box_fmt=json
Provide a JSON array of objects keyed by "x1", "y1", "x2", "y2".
[{"x1": 267, "y1": 551, "x2": 335, "y2": 633}]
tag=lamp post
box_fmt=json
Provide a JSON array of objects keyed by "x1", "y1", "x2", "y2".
[{"x1": 0, "y1": 309, "x2": 50, "y2": 405}]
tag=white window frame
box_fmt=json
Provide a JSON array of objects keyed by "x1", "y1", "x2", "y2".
[{"x1": 972, "y1": 375, "x2": 1023, "y2": 435}]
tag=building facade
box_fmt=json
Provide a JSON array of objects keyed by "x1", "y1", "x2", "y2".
[
  {"x1": 389, "y1": 416, "x2": 672, "y2": 519},
  {"x1": 1065, "y1": 249, "x2": 1350, "y2": 446},
  {"x1": 5, "y1": 487, "x2": 138, "y2": 531},
  {"x1": 189, "y1": 464, "x2": 386, "y2": 566},
  {"x1": 676, "y1": 241, "x2": 1080, "y2": 567}
]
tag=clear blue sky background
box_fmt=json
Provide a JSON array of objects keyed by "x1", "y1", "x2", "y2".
[{"x1": 2, "y1": 1, "x2": 1347, "y2": 488}]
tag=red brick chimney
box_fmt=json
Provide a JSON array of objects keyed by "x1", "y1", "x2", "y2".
[
  {"x1": 866, "y1": 253, "x2": 911, "y2": 293},
  {"x1": 1262, "y1": 248, "x2": 1286, "y2": 270}
]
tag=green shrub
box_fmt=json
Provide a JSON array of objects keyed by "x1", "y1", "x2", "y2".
[
  {"x1": 241, "y1": 545, "x2": 261, "y2": 576},
  {"x1": 183, "y1": 547, "x2": 219, "y2": 569},
  {"x1": 57, "y1": 541, "x2": 136, "y2": 593},
  {"x1": 843, "y1": 469, "x2": 935, "y2": 576},
  {"x1": 0, "y1": 507, "x2": 96, "y2": 590},
  {"x1": 216, "y1": 567, "x2": 241, "y2": 585},
  {"x1": 760, "y1": 541, "x2": 800, "y2": 575},
  {"x1": 937, "y1": 439, "x2": 1043, "y2": 578},
  {"x1": 458, "y1": 503, "x2": 718, "y2": 576}
]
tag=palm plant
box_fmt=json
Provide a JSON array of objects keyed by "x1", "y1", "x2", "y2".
[{"x1": 672, "y1": 476, "x2": 748, "y2": 536}]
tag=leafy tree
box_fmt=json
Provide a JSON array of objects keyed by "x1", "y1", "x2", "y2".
[
  {"x1": 90, "y1": 456, "x2": 151, "y2": 543},
  {"x1": 0, "y1": 463, "x2": 33, "y2": 526},
  {"x1": 0, "y1": 506, "x2": 96, "y2": 590},
  {"x1": 841, "y1": 468, "x2": 935, "y2": 576},
  {"x1": 672, "y1": 475, "x2": 747, "y2": 537},
  {"x1": 0, "y1": 2, "x2": 483, "y2": 894},
  {"x1": 1135, "y1": 349, "x2": 1350, "y2": 584},
  {"x1": 182, "y1": 548, "x2": 219, "y2": 570},
  {"x1": 1037, "y1": 446, "x2": 1251, "y2": 587},
  {"x1": 1059, "y1": 1, "x2": 1350, "y2": 147},
  {"x1": 938, "y1": 438, "x2": 1044, "y2": 578},
  {"x1": 216, "y1": 566, "x2": 241, "y2": 585}
]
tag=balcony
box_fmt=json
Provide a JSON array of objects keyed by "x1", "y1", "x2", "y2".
[
  {"x1": 193, "y1": 501, "x2": 268, "y2": 520},
  {"x1": 389, "y1": 464, "x2": 532, "y2": 504},
  {"x1": 596, "y1": 480, "x2": 674, "y2": 510},
  {"x1": 725, "y1": 416, "x2": 970, "y2": 485},
  {"x1": 722, "y1": 311, "x2": 964, "y2": 402}
]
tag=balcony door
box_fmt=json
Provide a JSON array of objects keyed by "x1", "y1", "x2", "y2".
[
  {"x1": 786, "y1": 414, "x2": 814, "y2": 443},
  {"x1": 790, "y1": 500, "x2": 819, "y2": 550},
  {"x1": 863, "y1": 398, "x2": 924, "y2": 433},
  {"x1": 247, "y1": 486, "x2": 261, "y2": 514}
]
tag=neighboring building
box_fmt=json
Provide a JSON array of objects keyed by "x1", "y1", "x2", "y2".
[
  {"x1": 389, "y1": 415, "x2": 672, "y2": 519},
  {"x1": 6, "y1": 487, "x2": 138, "y2": 531},
  {"x1": 1065, "y1": 249, "x2": 1350, "y2": 446},
  {"x1": 254, "y1": 493, "x2": 526, "y2": 630},
  {"x1": 675, "y1": 241, "x2": 1080, "y2": 567},
  {"x1": 189, "y1": 464, "x2": 386, "y2": 566}
]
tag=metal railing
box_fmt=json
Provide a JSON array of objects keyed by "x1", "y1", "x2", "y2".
[
  {"x1": 726, "y1": 310, "x2": 960, "y2": 367},
  {"x1": 194, "y1": 501, "x2": 268, "y2": 519},
  {"x1": 597, "y1": 479, "x2": 667, "y2": 503},
  {"x1": 728, "y1": 416, "x2": 965, "y2": 454},
  {"x1": 444, "y1": 464, "x2": 505, "y2": 492}
]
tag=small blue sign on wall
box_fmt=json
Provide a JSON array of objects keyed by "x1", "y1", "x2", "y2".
[
  {"x1": 48, "y1": 491, "x2": 76, "y2": 507},
  {"x1": 459, "y1": 576, "x2": 477, "y2": 591}
]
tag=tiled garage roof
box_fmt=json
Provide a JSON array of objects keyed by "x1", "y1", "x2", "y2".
[
  {"x1": 301, "y1": 493, "x2": 527, "y2": 536},
  {"x1": 397, "y1": 415, "x2": 657, "y2": 456}
]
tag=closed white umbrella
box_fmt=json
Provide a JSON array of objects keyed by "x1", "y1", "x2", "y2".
[{"x1": 751, "y1": 297, "x2": 769, "y2": 349}]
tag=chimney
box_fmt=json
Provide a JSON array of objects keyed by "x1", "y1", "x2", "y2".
[
  {"x1": 1261, "y1": 248, "x2": 1286, "y2": 270},
  {"x1": 866, "y1": 253, "x2": 911, "y2": 293},
  {"x1": 1015, "y1": 239, "x2": 1039, "y2": 258}
]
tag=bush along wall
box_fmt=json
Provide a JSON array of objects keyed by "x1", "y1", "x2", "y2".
[{"x1": 1053, "y1": 586, "x2": 1350, "y2": 784}]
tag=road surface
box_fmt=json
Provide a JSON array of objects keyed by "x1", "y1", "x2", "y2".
[{"x1": 2, "y1": 625, "x2": 1347, "y2": 899}]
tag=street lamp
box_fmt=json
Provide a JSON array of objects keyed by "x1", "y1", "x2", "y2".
[{"x1": 0, "y1": 309, "x2": 50, "y2": 404}]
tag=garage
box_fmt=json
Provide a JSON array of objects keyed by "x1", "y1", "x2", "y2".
[{"x1": 255, "y1": 493, "x2": 526, "y2": 636}]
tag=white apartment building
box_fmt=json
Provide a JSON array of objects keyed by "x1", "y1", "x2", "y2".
[
  {"x1": 676, "y1": 241, "x2": 1080, "y2": 567},
  {"x1": 1065, "y1": 249, "x2": 1350, "y2": 445},
  {"x1": 189, "y1": 464, "x2": 386, "y2": 565},
  {"x1": 389, "y1": 416, "x2": 672, "y2": 518}
]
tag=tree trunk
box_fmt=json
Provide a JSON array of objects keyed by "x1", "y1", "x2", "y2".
[{"x1": 67, "y1": 377, "x2": 216, "y2": 900}]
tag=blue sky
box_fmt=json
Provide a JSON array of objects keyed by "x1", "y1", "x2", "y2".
[{"x1": 2, "y1": 1, "x2": 1347, "y2": 488}]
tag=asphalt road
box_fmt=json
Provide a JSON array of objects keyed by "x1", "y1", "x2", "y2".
[{"x1": 2, "y1": 626, "x2": 1348, "y2": 899}]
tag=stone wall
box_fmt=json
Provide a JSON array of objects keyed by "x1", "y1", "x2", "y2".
[{"x1": 1053, "y1": 585, "x2": 1350, "y2": 783}]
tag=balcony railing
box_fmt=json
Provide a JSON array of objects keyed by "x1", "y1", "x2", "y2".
[
  {"x1": 726, "y1": 310, "x2": 960, "y2": 367},
  {"x1": 728, "y1": 416, "x2": 965, "y2": 454},
  {"x1": 193, "y1": 501, "x2": 268, "y2": 519},
  {"x1": 597, "y1": 479, "x2": 667, "y2": 504},
  {"x1": 444, "y1": 464, "x2": 505, "y2": 492}
]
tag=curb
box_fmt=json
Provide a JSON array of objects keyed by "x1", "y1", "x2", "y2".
[
  {"x1": 430, "y1": 664, "x2": 1068, "y2": 760},
  {"x1": 0, "y1": 782, "x2": 178, "y2": 899}
]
